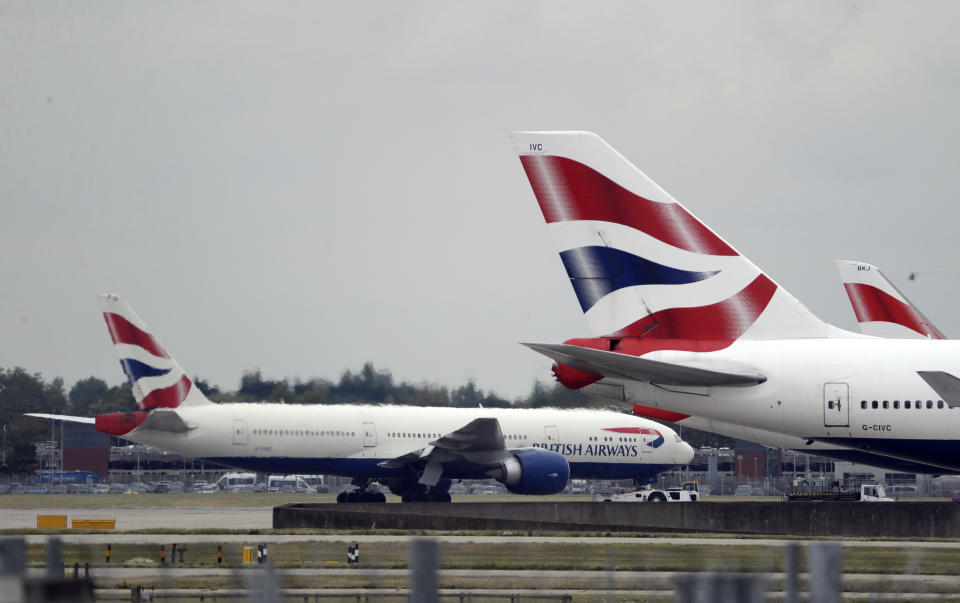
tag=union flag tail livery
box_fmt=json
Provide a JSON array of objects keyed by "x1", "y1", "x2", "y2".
[
  {"x1": 99, "y1": 294, "x2": 212, "y2": 410},
  {"x1": 835, "y1": 260, "x2": 945, "y2": 339},
  {"x1": 513, "y1": 131, "x2": 830, "y2": 345}
]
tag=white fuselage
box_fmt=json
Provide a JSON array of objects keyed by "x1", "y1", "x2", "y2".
[
  {"x1": 123, "y1": 404, "x2": 693, "y2": 482},
  {"x1": 620, "y1": 337, "x2": 960, "y2": 472}
]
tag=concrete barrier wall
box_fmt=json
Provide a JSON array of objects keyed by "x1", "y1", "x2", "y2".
[{"x1": 274, "y1": 501, "x2": 960, "y2": 538}]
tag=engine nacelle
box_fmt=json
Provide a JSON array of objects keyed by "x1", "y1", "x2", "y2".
[{"x1": 487, "y1": 449, "x2": 570, "y2": 495}]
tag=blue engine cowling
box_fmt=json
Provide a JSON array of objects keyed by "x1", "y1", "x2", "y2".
[{"x1": 489, "y1": 449, "x2": 570, "y2": 495}]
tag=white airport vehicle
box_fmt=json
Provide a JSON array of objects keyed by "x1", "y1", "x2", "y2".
[
  {"x1": 215, "y1": 472, "x2": 257, "y2": 492},
  {"x1": 513, "y1": 131, "x2": 960, "y2": 475},
  {"x1": 835, "y1": 260, "x2": 944, "y2": 339},
  {"x1": 267, "y1": 475, "x2": 316, "y2": 494},
  {"x1": 27, "y1": 295, "x2": 693, "y2": 503},
  {"x1": 787, "y1": 483, "x2": 893, "y2": 502},
  {"x1": 595, "y1": 480, "x2": 699, "y2": 503}
]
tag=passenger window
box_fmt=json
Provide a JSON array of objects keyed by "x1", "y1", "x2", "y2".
[
  {"x1": 938, "y1": 400, "x2": 945, "y2": 409},
  {"x1": 905, "y1": 401, "x2": 911, "y2": 409},
  {"x1": 872, "y1": 401, "x2": 878, "y2": 409},
  {"x1": 883, "y1": 401, "x2": 889, "y2": 409},
  {"x1": 860, "y1": 401, "x2": 867, "y2": 409},
  {"x1": 893, "y1": 401, "x2": 900, "y2": 409},
  {"x1": 927, "y1": 400, "x2": 934, "y2": 409},
  {"x1": 828, "y1": 400, "x2": 834, "y2": 409}
]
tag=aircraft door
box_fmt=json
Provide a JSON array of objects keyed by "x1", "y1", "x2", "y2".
[
  {"x1": 232, "y1": 419, "x2": 248, "y2": 446},
  {"x1": 823, "y1": 383, "x2": 849, "y2": 427},
  {"x1": 362, "y1": 422, "x2": 377, "y2": 447},
  {"x1": 544, "y1": 425, "x2": 559, "y2": 443}
]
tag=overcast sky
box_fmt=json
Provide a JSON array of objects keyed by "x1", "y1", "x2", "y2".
[{"x1": 3, "y1": 2, "x2": 960, "y2": 400}]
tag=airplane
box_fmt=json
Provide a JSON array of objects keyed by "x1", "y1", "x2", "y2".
[
  {"x1": 835, "y1": 259, "x2": 945, "y2": 339},
  {"x1": 512, "y1": 130, "x2": 960, "y2": 474},
  {"x1": 626, "y1": 259, "x2": 953, "y2": 475},
  {"x1": 28, "y1": 294, "x2": 694, "y2": 502}
]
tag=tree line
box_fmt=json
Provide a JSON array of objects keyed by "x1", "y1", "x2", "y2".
[{"x1": 0, "y1": 363, "x2": 732, "y2": 474}]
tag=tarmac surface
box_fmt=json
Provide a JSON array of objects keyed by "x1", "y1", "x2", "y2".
[
  {"x1": 8, "y1": 506, "x2": 960, "y2": 550},
  {"x1": 2, "y1": 506, "x2": 273, "y2": 530}
]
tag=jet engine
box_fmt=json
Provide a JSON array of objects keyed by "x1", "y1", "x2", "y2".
[{"x1": 487, "y1": 449, "x2": 570, "y2": 495}]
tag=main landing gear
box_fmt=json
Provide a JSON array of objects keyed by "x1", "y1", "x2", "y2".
[
  {"x1": 383, "y1": 478, "x2": 453, "y2": 503},
  {"x1": 400, "y1": 484, "x2": 452, "y2": 503},
  {"x1": 336, "y1": 478, "x2": 386, "y2": 503}
]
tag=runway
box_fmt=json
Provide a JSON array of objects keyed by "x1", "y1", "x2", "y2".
[{"x1": 7, "y1": 505, "x2": 960, "y2": 550}]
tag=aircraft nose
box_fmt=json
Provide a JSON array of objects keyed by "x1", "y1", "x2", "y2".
[{"x1": 679, "y1": 441, "x2": 694, "y2": 463}]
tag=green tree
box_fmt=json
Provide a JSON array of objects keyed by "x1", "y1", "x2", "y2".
[
  {"x1": 0, "y1": 367, "x2": 68, "y2": 473},
  {"x1": 68, "y1": 377, "x2": 135, "y2": 416}
]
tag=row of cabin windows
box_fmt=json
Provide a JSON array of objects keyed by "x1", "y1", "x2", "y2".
[
  {"x1": 858, "y1": 399, "x2": 947, "y2": 410},
  {"x1": 588, "y1": 436, "x2": 639, "y2": 442},
  {"x1": 252, "y1": 429, "x2": 355, "y2": 437},
  {"x1": 387, "y1": 433, "x2": 530, "y2": 440}
]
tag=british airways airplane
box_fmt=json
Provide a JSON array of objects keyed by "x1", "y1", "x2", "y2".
[
  {"x1": 627, "y1": 260, "x2": 953, "y2": 475},
  {"x1": 29, "y1": 294, "x2": 693, "y2": 502},
  {"x1": 513, "y1": 130, "x2": 960, "y2": 474}
]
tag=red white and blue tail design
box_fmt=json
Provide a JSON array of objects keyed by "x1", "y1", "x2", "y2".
[
  {"x1": 513, "y1": 131, "x2": 829, "y2": 343},
  {"x1": 99, "y1": 294, "x2": 211, "y2": 410},
  {"x1": 835, "y1": 260, "x2": 944, "y2": 339}
]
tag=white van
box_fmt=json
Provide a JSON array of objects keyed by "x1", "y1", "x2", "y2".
[
  {"x1": 267, "y1": 475, "x2": 317, "y2": 494},
  {"x1": 888, "y1": 484, "x2": 918, "y2": 498},
  {"x1": 215, "y1": 472, "x2": 257, "y2": 492}
]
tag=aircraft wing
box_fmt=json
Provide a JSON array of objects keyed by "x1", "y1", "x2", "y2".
[
  {"x1": 378, "y1": 417, "x2": 513, "y2": 486},
  {"x1": 25, "y1": 413, "x2": 95, "y2": 424},
  {"x1": 523, "y1": 343, "x2": 766, "y2": 387}
]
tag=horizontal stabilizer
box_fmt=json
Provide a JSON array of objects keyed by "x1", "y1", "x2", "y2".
[
  {"x1": 24, "y1": 413, "x2": 95, "y2": 424},
  {"x1": 917, "y1": 371, "x2": 960, "y2": 409},
  {"x1": 136, "y1": 408, "x2": 194, "y2": 433},
  {"x1": 524, "y1": 343, "x2": 766, "y2": 387}
]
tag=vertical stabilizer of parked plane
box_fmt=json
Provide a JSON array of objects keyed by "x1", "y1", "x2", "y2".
[
  {"x1": 511, "y1": 131, "x2": 835, "y2": 345},
  {"x1": 835, "y1": 260, "x2": 944, "y2": 339},
  {"x1": 98, "y1": 294, "x2": 212, "y2": 409}
]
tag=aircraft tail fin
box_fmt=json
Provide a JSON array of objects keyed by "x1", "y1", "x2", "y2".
[
  {"x1": 512, "y1": 131, "x2": 830, "y2": 342},
  {"x1": 835, "y1": 260, "x2": 944, "y2": 339},
  {"x1": 98, "y1": 294, "x2": 212, "y2": 410}
]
